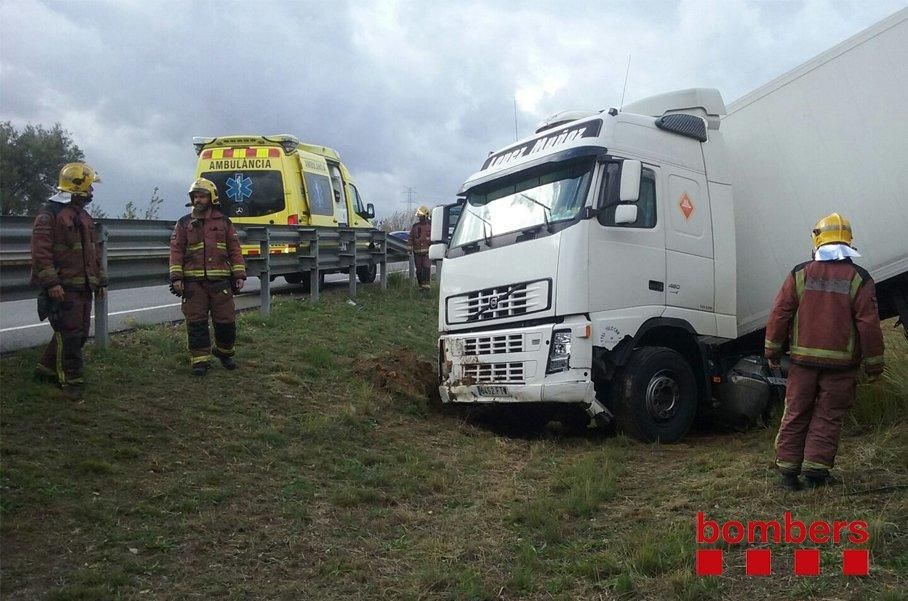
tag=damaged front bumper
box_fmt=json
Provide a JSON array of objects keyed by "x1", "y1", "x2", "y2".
[{"x1": 437, "y1": 320, "x2": 610, "y2": 418}]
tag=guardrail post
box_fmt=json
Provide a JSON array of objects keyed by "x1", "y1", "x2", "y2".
[
  {"x1": 298, "y1": 229, "x2": 320, "y2": 303},
  {"x1": 377, "y1": 231, "x2": 388, "y2": 291},
  {"x1": 94, "y1": 223, "x2": 110, "y2": 348},
  {"x1": 337, "y1": 229, "x2": 356, "y2": 298},
  {"x1": 259, "y1": 227, "x2": 272, "y2": 315}
]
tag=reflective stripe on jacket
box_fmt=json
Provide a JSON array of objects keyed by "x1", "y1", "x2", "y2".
[
  {"x1": 169, "y1": 208, "x2": 246, "y2": 282},
  {"x1": 765, "y1": 259, "x2": 885, "y2": 374},
  {"x1": 30, "y1": 201, "x2": 106, "y2": 290},
  {"x1": 408, "y1": 219, "x2": 432, "y2": 254}
]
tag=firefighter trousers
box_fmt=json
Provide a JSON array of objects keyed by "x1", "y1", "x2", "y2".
[
  {"x1": 775, "y1": 363, "x2": 858, "y2": 476},
  {"x1": 180, "y1": 280, "x2": 237, "y2": 365},
  {"x1": 37, "y1": 288, "x2": 92, "y2": 385},
  {"x1": 414, "y1": 253, "x2": 431, "y2": 288}
]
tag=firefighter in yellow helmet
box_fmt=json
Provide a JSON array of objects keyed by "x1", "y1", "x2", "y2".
[
  {"x1": 30, "y1": 162, "x2": 107, "y2": 392},
  {"x1": 765, "y1": 213, "x2": 884, "y2": 490},
  {"x1": 169, "y1": 178, "x2": 246, "y2": 375},
  {"x1": 408, "y1": 205, "x2": 432, "y2": 290}
]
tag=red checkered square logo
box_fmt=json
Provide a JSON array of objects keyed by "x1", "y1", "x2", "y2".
[
  {"x1": 745, "y1": 549, "x2": 772, "y2": 576},
  {"x1": 696, "y1": 549, "x2": 723, "y2": 576},
  {"x1": 842, "y1": 549, "x2": 869, "y2": 576},
  {"x1": 794, "y1": 549, "x2": 821, "y2": 576}
]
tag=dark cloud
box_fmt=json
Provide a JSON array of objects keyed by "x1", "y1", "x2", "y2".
[{"x1": 1, "y1": 0, "x2": 903, "y2": 218}]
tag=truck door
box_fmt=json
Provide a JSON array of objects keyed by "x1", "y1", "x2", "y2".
[
  {"x1": 663, "y1": 169, "x2": 717, "y2": 334},
  {"x1": 589, "y1": 163, "x2": 665, "y2": 314}
]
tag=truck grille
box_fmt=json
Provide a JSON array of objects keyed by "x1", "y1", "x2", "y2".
[
  {"x1": 463, "y1": 334, "x2": 524, "y2": 356},
  {"x1": 462, "y1": 362, "x2": 525, "y2": 384},
  {"x1": 447, "y1": 279, "x2": 550, "y2": 324}
]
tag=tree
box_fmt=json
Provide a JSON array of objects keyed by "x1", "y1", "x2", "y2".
[
  {"x1": 380, "y1": 208, "x2": 415, "y2": 232},
  {"x1": 119, "y1": 187, "x2": 164, "y2": 220},
  {"x1": 0, "y1": 121, "x2": 84, "y2": 216}
]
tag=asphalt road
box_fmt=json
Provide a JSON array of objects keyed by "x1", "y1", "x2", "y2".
[{"x1": 0, "y1": 264, "x2": 411, "y2": 353}]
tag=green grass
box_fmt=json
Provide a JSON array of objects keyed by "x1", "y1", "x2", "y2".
[{"x1": 1, "y1": 285, "x2": 906, "y2": 600}]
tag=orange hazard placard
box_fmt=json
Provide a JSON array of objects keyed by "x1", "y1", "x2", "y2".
[{"x1": 679, "y1": 192, "x2": 694, "y2": 220}]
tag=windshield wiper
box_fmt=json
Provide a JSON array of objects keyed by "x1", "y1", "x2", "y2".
[
  {"x1": 466, "y1": 208, "x2": 494, "y2": 246},
  {"x1": 518, "y1": 193, "x2": 553, "y2": 233}
]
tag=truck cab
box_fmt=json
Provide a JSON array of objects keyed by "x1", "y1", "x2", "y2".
[{"x1": 433, "y1": 90, "x2": 736, "y2": 442}]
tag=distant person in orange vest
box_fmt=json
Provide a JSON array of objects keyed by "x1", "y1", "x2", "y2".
[
  {"x1": 169, "y1": 178, "x2": 246, "y2": 376},
  {"x1": 408, "y1": 205, "x2": 432, "y2": 291},
  {"x1": 765, "y1": 213, "x2": 884, "y2": 490},
  {"x1": 31, "y1": 162, "x2": 107, "y2": 393}
]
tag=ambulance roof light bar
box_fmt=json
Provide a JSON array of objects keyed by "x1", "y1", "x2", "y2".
[
  {"x1": 192, "y1": 137, "x2": 216, "y2": 156},
  {"x1": 263, "y1": 134, "x2": 300, "y2": 154}
]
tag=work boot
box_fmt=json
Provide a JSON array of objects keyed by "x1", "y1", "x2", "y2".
[
  {"x1": 778, "y1": 473, "x2": 802, "y2": 491},
  {"x1": 804, "y1": 473, "x2": 840, "y2": 489},
  {"x1": 192, "y1": 362, "x2": 210, "y2": 377},
  {"x1": 212, "y1": 349, "x2": 237, "y2": 371},
  {"x1": 33, "y1": 365, "x2": 58, "y2": 385},
  {"x1": 61, "y1": 381, "x2": 84, "y2": 400}
]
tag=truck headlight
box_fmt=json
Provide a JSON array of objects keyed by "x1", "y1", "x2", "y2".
[{"x1": 546, "y1": 330, "x2": 572, "y2": 374}]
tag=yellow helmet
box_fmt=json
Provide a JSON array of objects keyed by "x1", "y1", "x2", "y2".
[
  {"x1": 416, "y1": 205, "x2": 430, "y2": 218},
  {"x1": 58, "y1": 162, "x2": 101, "y2": 194},
  {"x1": 188, "y1": 177, "x2": 219, "y2": 204},
  {"x1": 812, "y1": 213, "x2": 853, "y2": 249}
]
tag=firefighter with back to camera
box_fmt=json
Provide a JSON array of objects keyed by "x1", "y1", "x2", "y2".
[{"x1": 765, "y1": 213, "x2": 885, "y2": 491}]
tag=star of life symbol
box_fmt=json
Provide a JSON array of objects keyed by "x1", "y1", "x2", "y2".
[
  {"x1": 679, "y1": 192, "x2": 694, "y2": 220},
  {"x1": 226, "y1": 173, "x2": 253, "y2": 203}
]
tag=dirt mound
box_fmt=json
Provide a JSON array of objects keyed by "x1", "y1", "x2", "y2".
[{"x1": 359, "y1": 348, "x2": 441, "y2": 408}]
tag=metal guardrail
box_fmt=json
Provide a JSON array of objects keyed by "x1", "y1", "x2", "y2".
[{"x1": 0, "y1": 216, "x2": 412, "y2": 346}]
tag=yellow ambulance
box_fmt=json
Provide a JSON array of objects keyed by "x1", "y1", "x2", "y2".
[{"x1": 192, "y1": 134, "x2": 377, "y2": 284}]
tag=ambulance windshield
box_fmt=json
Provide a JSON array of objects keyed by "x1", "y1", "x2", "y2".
[
  {"x1": 202, "y1": 171, "x2": 285, "y2": 217},
  {"x1": 450, "y1": 158, "x2": 593, "y2": 248}
]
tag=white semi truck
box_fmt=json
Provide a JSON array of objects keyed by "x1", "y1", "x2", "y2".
[{"x1": 429, "y1": 9, "x2": 908, "y2": 442}]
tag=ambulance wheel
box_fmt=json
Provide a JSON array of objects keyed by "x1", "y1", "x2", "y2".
[
  {"x1": 357, "y1": 264, "x2": 377, "y2": 283},
  {"x1": 614, "y1": 346, "x2": 697, "y2": 443},
  {"x1": 299, "y1": 271, "x2": 324, "y2": 293}
]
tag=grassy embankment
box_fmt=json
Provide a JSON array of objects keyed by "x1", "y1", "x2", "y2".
[{"x1": 1, "y1": 277, "x2": 905, "y2": 600}]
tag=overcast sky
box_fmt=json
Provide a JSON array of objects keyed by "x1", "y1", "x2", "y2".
[{"x1": 1, "y1": 0, "x2": 905, "y2": 220}]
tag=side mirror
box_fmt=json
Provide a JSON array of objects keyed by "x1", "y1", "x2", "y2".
[
  {"x1": 430, "y1": 206, "x2": 446, "y2": 242},
  {"x1": 614, "y1": 204, "x2": 638, "y2": 225},
  {"x1": 619, "y1": 159, "x2": 641, "y2": 202},
  {"x1": 428, "y1": 243, "x2": 446, "y2": 261},
  {"x1": 365, "y1": 203, "x2": 375, "y2": 219}
]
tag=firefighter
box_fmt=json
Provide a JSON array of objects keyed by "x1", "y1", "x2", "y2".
[
  {"x1": 31, "y1": 162, "x2": 107, "y2": 392},
  {"x1": 169, "y1": 178, "x2": 246, "y2": 376},
  {"x1": 408, "y1": 205, "x2": 432, "y2": 290},
  {"x1": 765, "y1": 213, "x2": 885, "y2": 490}
]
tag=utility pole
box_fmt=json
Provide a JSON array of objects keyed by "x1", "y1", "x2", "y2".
[{"x1": 402, "y1": 186, "x2": 416, "y2": 215}]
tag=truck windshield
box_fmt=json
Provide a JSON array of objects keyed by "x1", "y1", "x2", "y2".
[
  {"x1": 451, "y1": 159, "x2": 593, "y2": 248},
  {"x1": 201, "y1": 170, "x2": 285, "y2": 217}
]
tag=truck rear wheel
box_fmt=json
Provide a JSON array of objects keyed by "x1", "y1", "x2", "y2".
[{"x1": 614, "y1": 346, "x2": 697, "y2": 443}]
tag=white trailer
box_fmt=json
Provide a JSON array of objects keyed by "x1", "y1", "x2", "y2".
[{"x1": 430, "y1": 9, "x2": 908, "y2": 442}]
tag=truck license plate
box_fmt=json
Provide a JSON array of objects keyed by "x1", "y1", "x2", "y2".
[{"x1": 477, "y1": 385, "x2": 508, "y2": 396}]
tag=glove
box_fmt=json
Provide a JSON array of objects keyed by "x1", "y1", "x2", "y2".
[
  {"x1": 169, "y1": 281, "x2": 184, "y2": 297},
  {"x1": 37, "y1": 290, "x2": 63, "y2": 330}
]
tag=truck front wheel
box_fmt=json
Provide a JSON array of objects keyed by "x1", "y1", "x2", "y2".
[{"x1": 614, "y1": 347, "x2": 697, "y2": 443}]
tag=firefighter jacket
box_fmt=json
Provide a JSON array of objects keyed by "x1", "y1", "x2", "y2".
[
  {"x1": 409, "y1": 219, "x2": 432, "y2": 254},
  {"x1": 169, "y1": 208, "x2": 246, "y2": 282},
  {"x1": 31, "y1": 200, "x2": 106, "y2": 290},
  {"x1": 765, "y1": 259, "x2": 885, "y2": 374}
]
